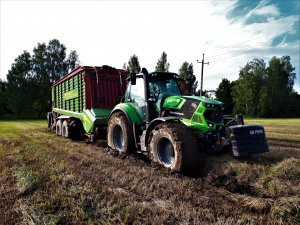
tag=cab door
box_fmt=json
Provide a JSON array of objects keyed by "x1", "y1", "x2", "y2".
[{"x1": 125, "y1": 78, "x2": 146, "y2": 121}]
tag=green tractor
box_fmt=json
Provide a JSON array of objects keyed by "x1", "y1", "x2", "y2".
[{"x1": 107, "y1": 68, "x2": 269, "y2": 173}]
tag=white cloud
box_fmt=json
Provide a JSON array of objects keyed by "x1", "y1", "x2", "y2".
[
  {"x1": 0, "y1": 0, "x2": 299, "y2": 93},
  {"x1": 243, "y1": 0, "x2": 270, "y2": 20},
  {"x1": 253, "y1": 5, "x2": 280, "y2": 17},
  {"x1": 243, "y1": 15, "x2": 299, "y2": 45}
]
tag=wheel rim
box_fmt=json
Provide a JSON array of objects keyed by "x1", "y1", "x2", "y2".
[
  {"x1": 62, "y1": 126, "x2": 66, "y2": 137},
  {"x1": 157, "y1": 137, "x2": 175, "y2": 167},
  {"x1": 113, "y1": 124, "x2": 124, "y2": 151},
  {"x1": 56, "y1": 122, "x2": 61, "y2": 135}
]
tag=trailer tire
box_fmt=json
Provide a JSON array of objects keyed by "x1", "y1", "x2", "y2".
[
  {"x1": 62, "y1": 120, "x2": 69, "y2": 138},
  {"x1": 149, "y1": 123, "x2": 201, "y2": 173},
  {"x1": 56, "y1": 120, "x2": 62, "y2": 136},
  {"x1": 67, "y1": 119, "x2": 84, "y2": 140},
  {"x1": 107, "y1": 112, "x2": 135, "y2": 153}
]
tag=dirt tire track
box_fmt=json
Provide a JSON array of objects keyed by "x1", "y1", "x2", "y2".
[
  {"x1": 46, "y1": 139, "x2": 271, "y2": 224},
  {"x1": 1, "y1": 122, "x2": 299, "y2": 225}
]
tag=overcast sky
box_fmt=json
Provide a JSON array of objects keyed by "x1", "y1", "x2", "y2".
[{"x1": 1, "y1": 0, "x2": 299, "y2": 93}]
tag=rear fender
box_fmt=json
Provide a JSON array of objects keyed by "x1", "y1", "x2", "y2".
[{"x1": 81, "y1": 109, "x2": 96, "y2": 133}]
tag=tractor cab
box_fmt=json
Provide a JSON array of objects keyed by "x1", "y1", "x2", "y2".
[{"x1": 124, "y1": 71, "x2": 182, "y2": 121}]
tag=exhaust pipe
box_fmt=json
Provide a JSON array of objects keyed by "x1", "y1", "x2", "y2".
[{"x1": 142, "y1": 68, "x2": 150, "y2": 128}]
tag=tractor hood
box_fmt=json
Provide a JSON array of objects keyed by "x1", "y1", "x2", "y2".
[
  {"x1": 161, "y1": 95, "x2": 224, "y2": 131},
  {"x1": 185, "y1": 96, "x2": 223, "y2": 105},
  {"x1": 163, "y1": 95, "x2": 223, "y2": 110}
]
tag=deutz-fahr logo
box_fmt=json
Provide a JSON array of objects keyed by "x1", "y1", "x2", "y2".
[
  {"x1": 249, "y1": 129, "x2": 264, "y2": 135},
  {"x1": 170, "y1": 111, "x2": 184, "y2": 116}
]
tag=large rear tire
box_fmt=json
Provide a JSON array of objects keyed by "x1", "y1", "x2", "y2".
[
  {"x1": 149, "y1": 123, "x2": 201, "y2": 173},
  {"x1": 107, "y1": 112, "x2": 135, "y2": 153}
]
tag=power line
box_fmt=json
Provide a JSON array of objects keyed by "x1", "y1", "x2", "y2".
[
  {"x1": 209, "y1": 42, "x2": 268, "y2": 63},
  {"x1": 209, "y1": 42, "x2": 265, "y2": 59},
  {"x1": 209, "y1": 36, "x2": 265, "y2": 59},
  {"x1": 213, "y1": 36, "x2": 265, "y2": 51}
]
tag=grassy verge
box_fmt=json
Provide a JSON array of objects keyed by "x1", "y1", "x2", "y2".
[
  {"x1": 245, "y1": 118, "x2": 300, "y2": 126},
  {"x1": 0, "y1": 119, "x2": 299, "y2": 224}
]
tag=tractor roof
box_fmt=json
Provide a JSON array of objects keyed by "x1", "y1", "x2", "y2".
[
  {"x1": 148, "y1": 71, "x2": 180, "y2": 80},
  {"x1": 132, "y1": 71, "x2": 181, "y2": 81}
]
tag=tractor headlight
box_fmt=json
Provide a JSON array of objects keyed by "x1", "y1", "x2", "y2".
[
  {"x1": 203, "y1": 103, "x2": 223, "y2": 108},
  {"x1": 203, "y1": 103, "x2": 215, "y2": 108}
]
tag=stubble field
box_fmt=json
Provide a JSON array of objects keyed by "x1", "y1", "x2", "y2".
[{"x1": 0, "y1": 119, "x2": 299, "y2": 225}]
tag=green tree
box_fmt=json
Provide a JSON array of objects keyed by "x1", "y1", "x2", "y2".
[
  {"x1": 266, "y1": 56, "x2": 296, "y2": 116},
  {"x1": 5, "y1": 39, "x2": 79, "y2": 118},
  {"x1": 178, "y1": 62, "x2": 197, "y2": 95},
  {"x1": 155, "y1": 52, "x2": 170, "y2": 71},
  {"x1": 285, "y1": 91, "x2": 300, "y2": 116},
  {"x1": 232, "y1": 59, "x2": 267, "y2": 117},
  {"x1": 66, "y1": 50, "x2": 80, "y2": 73},
  {"x1": 232, "y1": 56, "x2": 296, "y2": 117},
  {"x1": 0, "y1": 79, "x2": 10, "y2": 117},
  {"x1": 6, "y1": 51, "x2": 35, "y2": 117},
  {"x1": 215, "y1": 78, "x2": 234, "y2": 114},
  {"x1": 32, "y1": 39, "x2": 80, "y2": 116},
  {"x1": 125, "y1": 54, "x2": 141, "y2": 73}
]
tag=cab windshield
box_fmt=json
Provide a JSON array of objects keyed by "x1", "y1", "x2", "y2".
[{"x1": 149, "y1": 79, "x2": 181, "y2": 97}]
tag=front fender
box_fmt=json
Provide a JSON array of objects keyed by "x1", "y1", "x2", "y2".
[
  {"x1": 109, "y1": 103, "x2": 142, "y2": 126},
  {"x1": 145, "y1": 117, "x2": 181, "y2": 146}
]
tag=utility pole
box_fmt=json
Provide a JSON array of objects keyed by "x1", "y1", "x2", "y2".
[{"x1": 197, "y1": 53, "x2": 209, "y2": 97}]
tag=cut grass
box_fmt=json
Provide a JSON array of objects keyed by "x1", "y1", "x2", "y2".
[
  {"x1": 0, "y1": 119, "x2": 299, "y2": 224},
  {"x1": 245, "y1": 118, "x2": 300, "y2": 126},
  {"x1": 15, "y1": 166, "x2": 43, "y2": 196}
]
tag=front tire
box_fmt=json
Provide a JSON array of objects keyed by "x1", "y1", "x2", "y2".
[
  {"x1": 107, "y1": 112, "x2": 135, "y2": 153},
  {"x1": 149, "y1": 123, "x2": 201, "y2": 173}
]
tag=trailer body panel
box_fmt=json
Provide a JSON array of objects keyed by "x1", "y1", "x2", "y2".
[{"x1": 51, "y1": 66, "x2": 127, "y2": 133}]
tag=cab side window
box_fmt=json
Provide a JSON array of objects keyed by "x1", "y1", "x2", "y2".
[
  {"x1": 124, "y1": 84, "x2": 131, "y2": 102},
  {"x1": 130, "y1": 78, "x2": 145, "y2": 101}
]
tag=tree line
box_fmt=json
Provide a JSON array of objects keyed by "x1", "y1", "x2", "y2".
[
  {"x1": 215, "y1": 56, "x2": 300, "y2": 117},
  {"x1": 0, "y1": 39, "x2": 299, "y2": 118},
  {"x1": 0, "y1": 39, "x2": 79, "y2": 118},
  {"x1": 124, "y1": 52, "x2": 198, "y2": 95},
  {"x1": 0, "y1": 42, "x2": 197, "y2": 118}
]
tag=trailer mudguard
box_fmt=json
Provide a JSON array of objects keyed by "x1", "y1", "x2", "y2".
[{"x1": 226, "y1": 125, "x2": 269, "y2": 157}]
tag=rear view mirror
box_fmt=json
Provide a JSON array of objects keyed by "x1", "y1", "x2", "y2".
[
  {"x1": 142, "y1": 67, "x2": 149, "y2": 75},
  {"x1": 130, "y1": 73, "x2": 136, "y2": 85}
]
